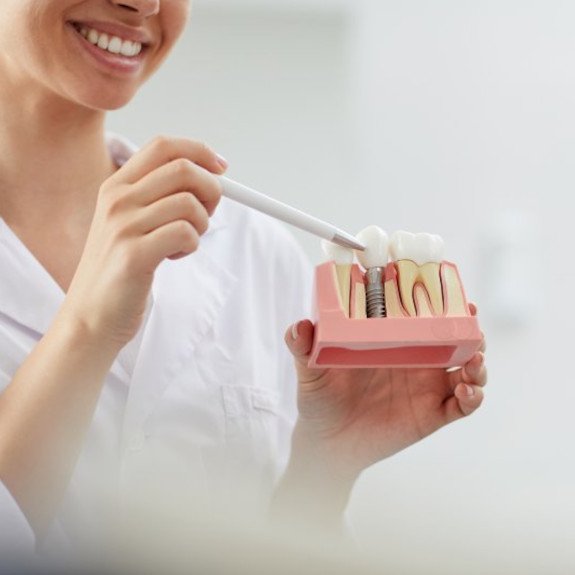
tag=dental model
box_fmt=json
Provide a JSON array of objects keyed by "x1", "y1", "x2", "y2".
[
  {"x1": 349, "y1": 265, "x2": 368, "y2": 319},
  {"x1": 321, "y1": 239, "x2": 354, "y2": 317},
  {"x1": 309, "y1": 226, "x2": 482, "y2": 368},
  {"x1": 389, "y1": 231, "x2": 444, "y2": 317},
  {"x1": 356, "y1": 226, "x2": 389, "y2": 318}
]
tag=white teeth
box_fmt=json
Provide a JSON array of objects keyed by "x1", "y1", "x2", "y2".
[
  {"x1": 97, "y1": 33, "x2": 109, "y2": 50},
  {"x1": 107, "y1": 37, "x2": 122, "y2": 54},
  {"x1": 356, "y1": 226, "x2": 389, "y2": 269},
  {"x1": 321, "y1": 240, "x2": 354, "y2": 265},
  {"x1": 87, "y1": 28, "x2": 99, "y2": 44},
  {"x1": 78, "y1": 25, "x2": 143, "y2": 58},
  {"x1": 390, "y1": 231, "x2": 444, "y2": 265},
  {"x1": 124, "y1": 41, "x2": 141, "y2": 57}
]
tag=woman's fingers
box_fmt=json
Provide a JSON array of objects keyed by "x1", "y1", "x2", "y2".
[
  {"x1": 127, "y1": 158, "x2": 222, "y2": 216},
  {"x1": 449, "y1": 352, "x2": 487, "y2": 389},
  {"x1": 131, "y1": 192, "x2": 210, "y2": 237},
  {"x1": 140, "y1": 219, "x2": 201, "y2": 269},
  {"x1": 97, "y1": 141, "x2": 224, "y2": 266},
  {"x1": 455, "y1": 383, "x2": 484, "y2": 417},
  {"x1": 284, "y1": 320, "x2": 329, "y2": 385},
  {"x1": 285, "y1": 320, "x2": 315, "y2": 365},
  {"x1": 443, "y1": 383, "x2": 484, "y2": 422},
  {"x1": 112, "y1": 136, "x2": 227, "y2": 185},
  {"x1": 65, "y1": 136, "x2": 228, "y2": 348},
  {"x1": 479, "y1": 335, "x2": 486, "y2": 353}
]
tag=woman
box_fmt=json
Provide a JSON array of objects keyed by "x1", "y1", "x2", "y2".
[{"x1": 0, "y1": 0, "x2": 486, "y2": 557}]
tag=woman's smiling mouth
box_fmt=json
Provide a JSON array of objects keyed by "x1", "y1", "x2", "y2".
[
  {"x1": 74, "y1": 23, "x2": 143, "y2": 57},
  {"x1": 68, "y1": 20, "x2": 151, "y2": 75}
]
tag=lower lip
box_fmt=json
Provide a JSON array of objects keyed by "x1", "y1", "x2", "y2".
[{"x1": 67, "y1": 23, "x2": 145, "y2": 76}]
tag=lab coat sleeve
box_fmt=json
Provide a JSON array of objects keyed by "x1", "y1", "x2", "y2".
[{"x1": 0, "y1": 481, "x2": 35, "y2": 555}]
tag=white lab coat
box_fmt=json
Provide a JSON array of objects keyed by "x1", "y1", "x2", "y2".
[{"x1": 0, "y1": 135, "x2": 313, "y2": 555}]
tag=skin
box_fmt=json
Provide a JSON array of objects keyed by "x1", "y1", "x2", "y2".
[{"x1": 0, "y1": 0, "x2": 487, "y2": 541}]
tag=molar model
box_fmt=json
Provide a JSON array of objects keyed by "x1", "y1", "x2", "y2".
[
  {"x1": 388, "y1": 231, "x2": 444, "y2": 317},
  {"x1": 310, "y1": 227, "x2": 482, "y2": 369}
]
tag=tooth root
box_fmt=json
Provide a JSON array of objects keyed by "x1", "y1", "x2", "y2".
[
  {"x1": 413, "y1": 284, "x2": 434, "y2": 317},
  {"x1": 395, "y1": 260, "x2": 445, "y2": 317},
  {"x1": 396, "y1": 260, "x2": 419, "y2": 317},
  {"x1": 384, "y1": 268, "x2": 408, "y2": 318},
  {"x1": 419, "y1": 262, "x2": 444, "y2": 315},
  {"x1": 331, "y1": 264, "x2": 352, "y2": 317},
  {"x1": 441, "y1": 263, "x2": 469, "y2": 316},
  {"x1": 349, "y1": 265, "x2": 367, "y2": 319},
  {"x1": 354, "y1": 284, "x2": 367, "y2": 319}
]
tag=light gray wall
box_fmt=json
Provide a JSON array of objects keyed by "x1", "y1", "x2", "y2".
[
  {"x1": 108, "y1": 2, "x2": 353, "y2": 262},
  {"x1": 109, "y1": 1, "x2": 574, "y2": 572},
  {"x1": 351, "y1": 2, "x2": 574, "y2": 572}
]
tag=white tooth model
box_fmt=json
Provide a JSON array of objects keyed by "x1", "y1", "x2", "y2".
[
  {"x1": 389, "y1": 231, "x2": 445, "y2": 317},
  {"x1": 356, "y1": 226, "x2": 389, "y2": 318},
  {"x1": 321, "y1": 239, "x2": 354, "y2": 317}
]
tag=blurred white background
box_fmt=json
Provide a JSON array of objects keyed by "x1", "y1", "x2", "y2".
[{"x1": 108, "y1": 0, "x2": 575, "y2": 572}]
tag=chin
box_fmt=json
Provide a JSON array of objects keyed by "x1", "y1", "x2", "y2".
[{"x1": 72, "y1": 86, "x2": 138, "y2": 112}]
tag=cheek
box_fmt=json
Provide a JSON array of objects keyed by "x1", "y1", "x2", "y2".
[
  {"x1": 0, "y1": 6, "x2": 61, "y2": 75},
  {"x1": 163, "y1": 1, "x2": 190, "y2": 47}
]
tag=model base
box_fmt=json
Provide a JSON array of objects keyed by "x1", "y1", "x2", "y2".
[{"x1": 308, "y1": 262, "x2": 482, "y2": 369}]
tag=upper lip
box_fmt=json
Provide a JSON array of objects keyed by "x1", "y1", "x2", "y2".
[{"x1": 70, "y1": 20, "x2": 153, "y2": 45}]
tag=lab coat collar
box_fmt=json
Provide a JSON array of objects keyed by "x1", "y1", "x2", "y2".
[{"x1": 121, "y1": 239, "x2": 238, "y2": 450}]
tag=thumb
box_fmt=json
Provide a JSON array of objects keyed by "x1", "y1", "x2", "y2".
[{"x1": 284, "y1": 319, "x2": 328, "y2": 384}]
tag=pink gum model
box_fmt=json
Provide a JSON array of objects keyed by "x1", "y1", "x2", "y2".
[{"x1": 308, "y1": 261, "x2": 482, "y2": 369}]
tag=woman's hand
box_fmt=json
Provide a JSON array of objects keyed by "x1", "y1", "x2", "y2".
[
  {"x1": 61, "y1": 137, "x2": 227, "y2": 348},
  {"x1": 284, "y1": 306, "x2": 487, "y2": 482}
]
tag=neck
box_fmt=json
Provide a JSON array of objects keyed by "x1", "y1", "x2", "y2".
[{"x1": 0, "y1": 77, "x2": 117, "y2": 232}]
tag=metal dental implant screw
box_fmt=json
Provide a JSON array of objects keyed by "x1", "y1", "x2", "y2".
[{"x1": 365, "y1": 267, "x2": 386, "y2": 318}]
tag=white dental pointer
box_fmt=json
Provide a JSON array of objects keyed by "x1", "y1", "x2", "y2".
[{"x1": 218, "y1": 176, "x2": 365, "y2": 251}]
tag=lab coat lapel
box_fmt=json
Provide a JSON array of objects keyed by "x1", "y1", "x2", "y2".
[{"x1": 121, "y1": 218, "x2": 236, "y2": 449}]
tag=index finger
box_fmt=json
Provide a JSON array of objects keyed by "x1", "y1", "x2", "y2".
[{"x1": 111, "y1": 136, "x2": 227, "y2": 185}]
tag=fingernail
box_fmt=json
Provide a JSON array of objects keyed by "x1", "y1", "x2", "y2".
[
  {"x1": 216, "y1": 154, "x2": 228, "y2": 170},
  {"x1": 291, "y1": 322, "x2": 299, "y2": 341},
  {"x1": 464, "y1": 384, "x2": 475, "y2": 397}
]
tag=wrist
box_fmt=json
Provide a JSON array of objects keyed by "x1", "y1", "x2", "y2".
[
  {"x1": 52, "y1": 305, "x2": 125, "y2": 360},
  {"x1": 270, "y1": 422, "x2": 359, "y2": 529}
]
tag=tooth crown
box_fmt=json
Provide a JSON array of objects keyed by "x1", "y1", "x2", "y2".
[
  {"x1": 356, "y1": 226, "x2": 389, "y2": 269},
  {"x1": 390, "y1": 231, "x2": 444, "y2": 265},
  {"x1": 321, "y1": 239, "x2": 354, "y2": 265}
]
